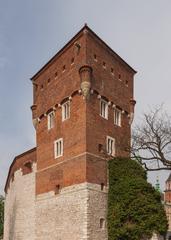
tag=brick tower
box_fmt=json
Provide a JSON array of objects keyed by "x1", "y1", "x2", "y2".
[{"x1": 4, "y1": 25, "x2": 136, "y2": 240}]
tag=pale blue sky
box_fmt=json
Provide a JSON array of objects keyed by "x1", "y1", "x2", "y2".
[{"x1": 0, "y1": 0, "x2": 171, "y2": 194}]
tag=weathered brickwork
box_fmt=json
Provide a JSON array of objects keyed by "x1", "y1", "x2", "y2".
[{"x1": 4, "y1": 25, "x2": 136, "y2": 240}]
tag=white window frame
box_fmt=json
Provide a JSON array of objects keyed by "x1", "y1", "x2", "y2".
[
  {"x1": 114, "y1": 109, "x2": 121, "y2": 126},
  {"x1": 106, "y1": 136, "x2": 115, "y2": 157},
  {"x1": 100, "y1": 99, "x2": 108, "y2": 119},
  {"x1": 47, "y1": 111, "x2": 55, "y2": 130},
  {"x1": 54, "y1": 138, "x2": 63, "y2": 159},
  {"x1": 62, "y1": 101, "x2": 70, "y2": 121}
]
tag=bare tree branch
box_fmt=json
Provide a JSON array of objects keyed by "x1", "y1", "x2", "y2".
[{"x1": 131, "y1": 105, "x2": 171, "y2": 171}]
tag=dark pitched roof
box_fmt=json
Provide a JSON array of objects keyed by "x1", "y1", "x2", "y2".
[{"x1": 31, "y1": 24, "x2": 136, "y2": 81}]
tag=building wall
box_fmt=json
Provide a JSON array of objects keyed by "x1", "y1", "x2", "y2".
[
  {"x1": 4, "y1": 26, "x2": 136, "y2": 240},
  {"x1": 35, "y1": 183, "x2": 107, "y2": 240},
  {"x1": 3, "y1": 163, "x2": 36, "y2": 240}
]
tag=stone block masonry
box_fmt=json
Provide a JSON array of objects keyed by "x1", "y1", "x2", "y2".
[
  {"x1": 35, "y1": 183, "x2": 107, "y2": 240},
  {"x1": 4, "y1": 163, "x2": 36, "y2": 240}
]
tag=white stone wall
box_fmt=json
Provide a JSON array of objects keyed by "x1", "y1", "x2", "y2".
[
  {"x1": 3, "y1": 163, "x2": 36, "y2": 240},
  {"x1": 87, "y1": 183, "x2": 108, "y2": 240},
  {"x1": 35, "y1": 183, "x2": 108, "y2": 240},
  {"x1": 4, "y1": 175, "x2": 108, "y2": 240}
]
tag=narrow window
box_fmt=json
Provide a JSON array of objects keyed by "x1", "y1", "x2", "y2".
[
  {"x1": 47, "y1": 78, "x2": 51, "y2": 84},
  {"x1": 94, "y1": 54, "x2": 97, "y2": 61},
  {"x1": 125, "y1": 80, "x2": 128, "y2": 86},
  {"x1": 100, "y1": 218, "x2": 105, "y2": 229},
  {"x1": 55, "y1": 184, "x2": 60, "y2": 194},
  {"x1": 118, "y1": 74, "x2": 121, "y2": 81},
  {"x1": 103, "y1": 62, "x2": 106, "y2": 68},
  {"x1": 111, "y1": 68, "x2": 114, "y2": 74},
  {"x1": 71, "y1": 57, "x2": 74, "y2": 64},
  {"x1": 101, "y1": 183, "x2": 104, "y2": 191},
  {"x1": 106, "y1": 136, "x2": 115, "y2": 156},
  {"x1": 62, "y1": 101, "x2": 70, "y2": 121},
  {"x1": 47, "y1": 111, "x2": 55, "y2": 130},
  {"x1": 114, "y1": 109, "x2": 121, "y2": 126},
  {"x1": 63, "y1": 65, "x2": 66, "y2": 72},
  {"x1": 54, "y1": 138, "x2": 63, "y2": 158},
  {"x1": 100, "y1": 99, "x2": 108, "y2": 119},
  {"x1": 55, "y1": 72, "x2": 58, "y2": 78}
]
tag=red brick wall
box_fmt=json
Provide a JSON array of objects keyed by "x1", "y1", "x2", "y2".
[
  {"x1": 5, "y1": 27, "x2": 135, "y2": 196},
  {"x1": 32, "y1": 27, "x2": 135, "y2": 195}
]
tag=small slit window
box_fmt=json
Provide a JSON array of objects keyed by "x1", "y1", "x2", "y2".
[
  {"x1": 54, "y1": 138, "x2": 63, "y2": 158},
  {"x1": 62, "y1": 101, "x2": 70, "y2": 121},
  {"x1": 100, "y1": 218, "x2": 105, "y2": 229},
  {"x1": 101, "y1": 183, "x2": 104, "y2": 191},
  {"x1": 114, "y1": 109, "x2": 121, "y2": 126},
  {"x1": 47, "y1": 111, "x2": 55, "y2": 130},
  {"x1": 71, "y1": 57, "x2": 74, "y2": 64},
  {"x1": 100, "y1": 99, "x2": 108, "y2": 119},
  {"x1": 55, "y1": 184, "x2": 60, "y2": 194},
  {"x1": 106, "y1": 136, "x2": 115, "y2": 156},
  {"x1": 63, "y1": 65, "x2": 66, "y2": 72}
]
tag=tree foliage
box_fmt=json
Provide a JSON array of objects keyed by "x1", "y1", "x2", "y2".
[
  {"x1": 108, "y1": 157, "x2": 168, "y2": 240},
  {"x1": 132, "y1": 106, "x2": 171, "y2": 171},
  {"x1": 0, "y1": 195, "x2": 4, "y2": 239}
]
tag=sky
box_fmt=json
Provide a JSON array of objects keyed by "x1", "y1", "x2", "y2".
[{"x1": 0, "y1": 0, "x2": 171, "y2": 195}]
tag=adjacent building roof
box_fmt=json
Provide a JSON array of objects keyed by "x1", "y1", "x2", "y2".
[{"x1": 166, "y1": 173, "x2": 171, "y2": 182}]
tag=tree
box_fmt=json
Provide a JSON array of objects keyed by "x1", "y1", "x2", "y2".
[
  {"x1": 108, "y1": 157, "x2": 168, "y2": 240},
  {"x1": 0, "y1": 195, "x2": 4, "y2": 239},
  {"x1": 131, "y1": 106, "x2": 171, "y2": 171}
]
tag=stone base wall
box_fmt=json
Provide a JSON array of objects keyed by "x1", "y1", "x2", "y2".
[
  {"x1": 4, "y1": 174, "x2": 107, "y2": 240},
  {"x1": 35, "y1": 183, "x2": 108, "y2": 240},
  {"x1": 3, "y1": 163, "x2": 36, "y2": 240}
]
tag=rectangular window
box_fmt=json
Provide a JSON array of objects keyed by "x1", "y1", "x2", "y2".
[
  {"x1": 54, "y1": 138, "x2": 63, "y2": 158},
  {"x1": 114, "y1": 109, "x2": 121, "y2": 126},
  {"x1": 106, "y1": 136, "x2": 115, "y2": 156},
  {"x1": 47, "y1": 111, "x2": 55, "y2": 130},
  {"x1": 62, "y1": 101, "x2": 70, "y2": 121},
  {"x1": 100, "y1": 99, "x2": 108, "y2": 119}
]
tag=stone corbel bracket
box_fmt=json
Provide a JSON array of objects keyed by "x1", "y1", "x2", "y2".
[
  {"x1": 79, "y1": 65, "x2": 93, "y2": 100},
  {"x1": 129, "y1": 98, "x2": 136, "y2": 125}
]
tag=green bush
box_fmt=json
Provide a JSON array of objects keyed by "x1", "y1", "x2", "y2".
[
  {"x1": 0, "y1": 195, "x2": 4, "y2": 239},
  {"x1": 108, "y1": 157, "x2": 168, "y2": 240}
]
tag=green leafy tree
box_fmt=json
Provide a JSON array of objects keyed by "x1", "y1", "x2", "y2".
[
  {"x1": 0, "y1": 195, "x2": 4, "y2": 239},
  {"x1": 108, "y1": 157, "x2": 168, "y2": 240}
]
